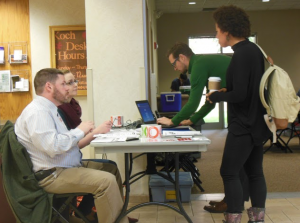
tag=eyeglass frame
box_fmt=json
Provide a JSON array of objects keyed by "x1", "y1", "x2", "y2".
[
  {"x1": 66, "y1": 80, "x2": 79, "y2": 86},
  {"x1": 171, "y1": 57, "x2": 179, "y2": 67}
]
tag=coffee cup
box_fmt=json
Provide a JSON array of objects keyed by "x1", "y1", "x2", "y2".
[
  {"x1": 208, "y1": 77, "x2": 221, "y2": 92},
  {"x1": 141, "y1": 124, "x2": 162, "y2": 139},
  {"x1": 110, "y1": 115, "x2": 123, "y2": 127}
]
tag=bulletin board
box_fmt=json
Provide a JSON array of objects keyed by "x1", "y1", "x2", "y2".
[{"x1": 50, "y1": 25, "x2": 87, "y2": 96}]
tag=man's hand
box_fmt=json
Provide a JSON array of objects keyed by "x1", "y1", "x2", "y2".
[
  {"x1": 157, "y1": 117, "x2": 174, "y2": 126},
  {"x1": 93, "y1": 121, "x2": 112, "y2": 134},
  {"x1": 180, "y1": 119, "x2": 193, "y2": 126},
  {"x1": 77, "y1": 121, "x2": 95, "y2": 135}
]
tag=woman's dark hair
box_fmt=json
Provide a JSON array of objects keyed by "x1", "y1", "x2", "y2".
[{"x1": 213, "y1": 5, "x2": 251, "y2": 38}]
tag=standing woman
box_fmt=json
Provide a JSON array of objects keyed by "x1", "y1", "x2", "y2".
[{"x1": 207, "y1": 5, "x2": 271, "y2": 223}]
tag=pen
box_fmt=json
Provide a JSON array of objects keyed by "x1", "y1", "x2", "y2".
[{"x1": 126, "y1": 138, "x2": 139, "y2": 141}]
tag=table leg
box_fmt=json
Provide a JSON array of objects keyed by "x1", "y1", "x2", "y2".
[
  {"x1": 116, "y1": 152, "x2": 193, "y2": 223},
  {"x1": 175, "y1": 152, "x2": 193, "y2": 223},
  {"x1": 115, "y1": 153, "x2": 130, "y2": 223}
]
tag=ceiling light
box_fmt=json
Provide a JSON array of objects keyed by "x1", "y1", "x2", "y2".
[
  {"x1": 189, "y1": 2, "x2": 196, "y2": 5},
  {"x1": 262, "y1": 0, "x2": 270, "y2": 2}
]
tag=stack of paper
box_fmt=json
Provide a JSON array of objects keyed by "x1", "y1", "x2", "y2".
[
  {"x1": 162, "y1": 131, "x2": 201, "y2": 136},
  {"x1": 92, "y1": 129, "x2": 140, "y2": 143}
]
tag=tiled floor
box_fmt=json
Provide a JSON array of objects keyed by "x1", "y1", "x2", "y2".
[{"x1": 127, "y1": 192, "x2": 300, "y2": 223}]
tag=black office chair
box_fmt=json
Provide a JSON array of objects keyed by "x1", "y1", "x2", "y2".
[
  {"x1": 263, "y1": 114, "x2": 300, "y2": 153},
  {"x1": 51, "y1": 193, "x2": 92, "y2": 223},
  {"x1": 0, "y1": 121, "x2": 92, "y2": 223}
]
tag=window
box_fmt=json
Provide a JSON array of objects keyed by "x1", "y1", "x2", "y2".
[{"x1": 189, "y1": 35, "x2": 257, "y2": 55}]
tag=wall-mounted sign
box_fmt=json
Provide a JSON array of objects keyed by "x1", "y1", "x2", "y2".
[{"x1": 50, "y1": 25, "x2": 87, "y2": 96}]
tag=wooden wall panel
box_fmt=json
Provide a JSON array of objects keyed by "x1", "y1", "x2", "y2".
[{"x1": 0, "y1": 0, "x2": 32, "y2": 122}]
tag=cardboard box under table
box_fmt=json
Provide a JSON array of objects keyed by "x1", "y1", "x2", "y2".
[
  {"x1": 149, "y1": 172, "x2": 193, "y2": 203},
  {"x1": 160, "y1": 92, "x2": 182, "y2": 112}
]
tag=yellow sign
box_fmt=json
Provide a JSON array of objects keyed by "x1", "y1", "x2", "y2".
[{"x1": 165, "y1": 190, "x2": 176, "y2": 200}]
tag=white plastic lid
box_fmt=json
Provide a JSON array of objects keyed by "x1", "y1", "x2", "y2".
[
  {"x1": 208, "y1": 77, "x2": 221, "y2": 81},
  {"x1": 160, "y1": 92, "x2": 181, "y2": 94},
  {"x1": 179, "y1": 86, "x2": 191, "y2": 89}
]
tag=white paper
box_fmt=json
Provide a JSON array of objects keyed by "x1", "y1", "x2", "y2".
[
  {"x1": 0, "y1": 47, "x2": 4, "y2": 64},
  {"x1": 162, "y1": 131, "x2": 201, "y2": 136},
  {"x1": 14, "y1": 50, "x2": 22, "y2": 61},
  {"x1": 92, "y1": 137, "x2": 127, "y2": 143},
  {"x1": 94, "y1": 129, "x2": 140, "y2": 138},
  {"x1": 15, "y1": 81, "x2": 24, "y2": 89},
  {"x1": 92, "y1": 137, "x2": 115, "y2": 143},
  {"x1": 23, "y1": 79, "x2": 29, "y2": 87},
  {"x1": 0, "y1": 70, "x2": 11, "y2": 92}
]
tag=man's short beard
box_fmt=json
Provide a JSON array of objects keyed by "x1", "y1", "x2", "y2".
[{"x1": 53, "y1": 87, "x2": 68, "y2": 104}]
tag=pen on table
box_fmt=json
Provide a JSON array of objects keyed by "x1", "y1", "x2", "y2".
[{"x1": 126, "y1": 138, "x2": 139, "y2": 141}]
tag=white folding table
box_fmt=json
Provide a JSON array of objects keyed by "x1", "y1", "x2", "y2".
[{"x1": 90, "y1": 135, "x2": 210, "y2": 223}]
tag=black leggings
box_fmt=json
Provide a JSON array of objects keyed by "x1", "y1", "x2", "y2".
[{"x1": 220, "y1": 132, "x2": 266, "y2": 213}]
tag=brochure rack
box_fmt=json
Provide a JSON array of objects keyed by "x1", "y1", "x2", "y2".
[{"x1": 8, "y1": 42, "x2": 28, "y2": 64}]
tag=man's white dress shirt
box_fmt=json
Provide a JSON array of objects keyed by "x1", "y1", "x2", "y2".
[{"x1": 15, "y1": 96, "x2": 84, "y2": 172}]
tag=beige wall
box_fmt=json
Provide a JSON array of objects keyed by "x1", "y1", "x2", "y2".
[
  {"x1": 157, "y1": 10, "x2": 300, "y2": 93},
  {"x1": 85, "y1": 0, "x2": 147, "y2": 195}
]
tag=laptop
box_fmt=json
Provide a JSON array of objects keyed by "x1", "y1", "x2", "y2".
[
  {"x1": 135, "y1": 100, "x2": 157, "y2": 124},
  {"x1": 135, "y1": 100, "x2": 176, "y2": 128}
]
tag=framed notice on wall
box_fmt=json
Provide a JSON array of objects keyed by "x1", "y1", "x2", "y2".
[{"x1": 50, "y1": 25, "x2": 87, "y2": 96}]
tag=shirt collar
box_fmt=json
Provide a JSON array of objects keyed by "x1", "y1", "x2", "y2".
[
  {"x1": 231, "y1": 38, "x2": 249, "y2": 52},
  {"x1": 35, "y1": 95, "x2": 58, "y2": 115}
]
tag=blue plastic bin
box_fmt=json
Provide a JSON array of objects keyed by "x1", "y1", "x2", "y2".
[
  {"x1": 160, "y1": 92, "x2": 182, "y2": 112},
  {"x1": 149, "y1": 172, "x2": 193, "y2": 202}
]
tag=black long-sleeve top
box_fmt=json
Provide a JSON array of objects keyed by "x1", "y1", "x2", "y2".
[{"x1": 209, "y1": 39, "x2": 271, "y2": 144}]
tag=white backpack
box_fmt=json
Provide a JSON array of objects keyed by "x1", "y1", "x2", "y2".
[{"x1": 257, "y1": 44, "x2": 300, "y2": 142}]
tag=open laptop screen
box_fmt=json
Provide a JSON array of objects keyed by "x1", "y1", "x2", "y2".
[{"x1": 135, "y1": 100, "x2": 157, "y2": 124}]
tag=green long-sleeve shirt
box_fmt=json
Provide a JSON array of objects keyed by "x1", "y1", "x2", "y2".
[{"x1": 171, "y1": 54, "x2": 231, "y2": 126}]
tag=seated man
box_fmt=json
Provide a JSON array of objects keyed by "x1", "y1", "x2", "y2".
[
  {"x1": 170, "y1": 73, "x2": 190, "y2": 92},
  {"x1": 15, "y1": 68, "x2": 130, "y2": 223}
]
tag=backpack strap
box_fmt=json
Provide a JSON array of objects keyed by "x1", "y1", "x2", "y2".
[
  {"x1": 259, "y1": 67, "x2": 278, "y2": 143},
  {"x1": 257, "y1": 44, "x2": 277, "y2": 142},
  {"x1": 257, "y1": 43, "x2": 274, "y2": 117},
  {"x1": 255, "y1": 43, "x2": 274, "y2": 66},
  {"x1": 259, "y1": 66, "x2": 275, "y2": 117}
]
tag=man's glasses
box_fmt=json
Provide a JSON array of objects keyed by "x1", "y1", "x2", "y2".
[
  {"x1": 66, "y1": 80, "x2": 79, "y2": 86},
  {"x1": 171, "y1": 58, "x2": 179, "y2": 67}
]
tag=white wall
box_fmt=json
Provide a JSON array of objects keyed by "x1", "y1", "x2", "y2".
[{"x1": 85, "y1": 0, "x2": 147, "y2": 195}]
